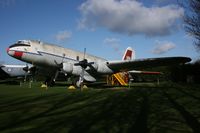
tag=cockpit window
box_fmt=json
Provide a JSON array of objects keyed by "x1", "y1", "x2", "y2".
[{"x1": 9, "y1": 43, "x2": 31, "y2": 48}]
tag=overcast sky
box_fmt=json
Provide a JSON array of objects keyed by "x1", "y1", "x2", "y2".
[{"x1": 0, "y1": 0, "x2": 198, "y2": 64}]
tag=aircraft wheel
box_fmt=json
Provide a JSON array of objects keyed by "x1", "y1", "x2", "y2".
[
  {"x1": 72, "y1": 77, "x2": 84, "y2": 88},
  {"x1": 45, "y1": 77, "x2": 55, "y2": 87},
  {"x1": 76, "y1": 80, "x2": 83, "y2": 88}
]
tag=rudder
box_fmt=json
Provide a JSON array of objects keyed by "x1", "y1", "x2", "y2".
[{"x1": 122, "y1": 47, "x2": 135, "y2": 60}]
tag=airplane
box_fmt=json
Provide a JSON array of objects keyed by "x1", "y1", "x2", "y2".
[
  {"x1": 0, "y1": 64, "x2": 31, "y2": 80},
  {"x1": 7, "y1": 40, "x2": 191, "y2": 87},
  {"x1": 0, "y1": 63, "x2": 68, "y2": 84}
]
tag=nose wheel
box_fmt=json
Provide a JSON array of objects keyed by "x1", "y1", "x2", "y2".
[{"x1": 44, "y1": 77, "x2": 55, "y2": 87}]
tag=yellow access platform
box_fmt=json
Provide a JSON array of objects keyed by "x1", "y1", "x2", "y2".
[{"x1": 107, "y1": 72, "x2": 129, "y2": 86}]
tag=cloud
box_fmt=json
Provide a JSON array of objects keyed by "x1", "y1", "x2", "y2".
[
  {"x1": 55, "y1": 30, "x2": 72, "y2": 42},
  {"x1": 152, "y1": 41, "x2": 176, "y2": 54},
  {"x1": 0, "y1": 0, "x2": 15, "y2": 7},
  {"x1": 104, "y1": 37, "x2": 121, "y2": 54},
  {"x1": 104, "y1": 38, "x2": 120, "y2": 45},
  {"x1": 78, "y1": 0, "x2": 184, "y2": 37}
]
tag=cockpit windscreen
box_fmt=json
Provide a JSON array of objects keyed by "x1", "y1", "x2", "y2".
[
  {"x1": 9, "y1": 43, "x2": 31, "y2": 48},
  {"x1": 9, "y1": 40, "x2": 31, "y2": 48}
]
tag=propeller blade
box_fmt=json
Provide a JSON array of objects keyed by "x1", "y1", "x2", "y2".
[
  {"x1": 77, "y1": 68, "x2": 84, "y2": 87},
  {"x1": 53, "y1": 70, "x2": 60, "y2": 82},
  {"x1": 23, "y1": 64, "x2": 29, "y2": 72},
  {"x1": 24, "y1": 64, "x2": 28, "y2": 82},
  {"x1": 54, "y1": 60, "x2": 63, "y2": 69},
  {"x1": 22, "y1": 64, "x2": 36, "y2": 82},
  {"x1": 0, "y1": 65, "x2": 5, "y2": 68},
  {"x1": 52, "y1": 53, "x2": 66, "y2": 83},
  {"x1": 29, "y1": 66, "x2": 36, "y2": 74},
  {"x1": 62, "y1": 53, "x2": 66, "y2": 62},
  {"x1": 54, "y1": 53, "x2": 65, "y2": 69}
]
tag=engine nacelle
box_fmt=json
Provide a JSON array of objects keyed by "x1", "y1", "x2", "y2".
[
  {"x1": 63, "y1": 63, "x2": 73, "y2": 73},
  {"x1": 62, "y1": 61, "x2": 113, "y2": 75},
  {"x1": 96, "y1": 62, "x2": 113, "y2": 74},
  {"x1": 62, "y1": 62, "x2": 82, "y2": 76},
  {"x1": 86, "y1": 62, "x2": 98, "y2": 71}
]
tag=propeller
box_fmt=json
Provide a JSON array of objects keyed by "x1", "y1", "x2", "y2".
[
  {"x1": 22, "y1": 64, "x2": 29, "y2": 72},
  {"x1": 53, "y1": 53, "x2": 66, "y2": 82},
  {"x1": 0, "y1": 65, "x2": 5, "y2": 68},
  {"x1": 74, "y1": 48, "x2": 94, "y2": 87},
  {"x1": 54, "y1": 54, "x2": 65, "y2": 69},
  {"x1": 22, "y1": 64, "x2": 37, "y2": 82},
  {"x1": 23, "y1": 64, "x2": 29, "y2": 81}
]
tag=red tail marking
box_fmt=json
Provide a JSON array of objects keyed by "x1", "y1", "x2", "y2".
[{"x1": 124, "y1": 50, "x2": 132, "y2": 60}]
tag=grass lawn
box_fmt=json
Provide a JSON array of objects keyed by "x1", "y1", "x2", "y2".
[{"x1": 0, "y1": 82, "x2": 200, "y2": 133}]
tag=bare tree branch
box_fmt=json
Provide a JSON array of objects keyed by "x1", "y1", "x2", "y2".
[{"x1": 180, "y1": 0, "x2": 200, "y2": 51}]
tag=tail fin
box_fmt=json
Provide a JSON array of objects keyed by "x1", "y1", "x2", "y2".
[{"x1": 122, "y1": 47, "x2": 135, "y2": 61}]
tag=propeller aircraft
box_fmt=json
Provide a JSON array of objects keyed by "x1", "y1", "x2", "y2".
[{"x1": 7, "y1": 40, "x2": 191, "y2": 87}]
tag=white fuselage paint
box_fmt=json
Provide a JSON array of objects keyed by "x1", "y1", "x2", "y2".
[{"x1": 7, "y1": 40, "x2": 114, "y2": 80}]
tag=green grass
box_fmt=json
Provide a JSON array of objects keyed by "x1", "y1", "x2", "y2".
[{"x1": 0, "y1": 82, "x2": 200, "y2": 133}]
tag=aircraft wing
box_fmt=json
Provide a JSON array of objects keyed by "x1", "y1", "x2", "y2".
[
  {"x1": 0, "y1": 65, "x2": 10, "y2": 79},
  {"x1": 107, "y1": 56, "x2": 191, "y2": 72}
]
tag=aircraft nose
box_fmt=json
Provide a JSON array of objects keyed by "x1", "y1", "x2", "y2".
[
  {"x1": 6, "y1": 48, "x2": 9, "y2": 53},
  {"x1": 6, "y1": 48, "x2": 14, "y2": 56},
  {"x1": 7, "y1": 47, "x2": 23, "y2": 59}
]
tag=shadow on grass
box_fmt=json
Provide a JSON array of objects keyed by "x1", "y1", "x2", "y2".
[
  {"x1": 0, "y1": 80, "x2": 20, "y2": 85},
  {"x1": 172, "y1": 87, "x2": 200, "y2": 101},
  {"x1": 0, "y1": 88, "x2": 152, "y2": 133},
  {"x1": 163, "y1": 91, "x2": 200, "y2": 133},
  {"x1": 0, "y1": 83, "x2": 200, "y2": 133}
]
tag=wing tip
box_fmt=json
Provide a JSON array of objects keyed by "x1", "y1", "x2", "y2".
[{"x1": 180, "y1": 57, "x2": 192, "y2": 63}]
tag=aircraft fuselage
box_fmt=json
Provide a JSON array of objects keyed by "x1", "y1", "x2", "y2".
[{"x1": 7, "y1": 40, "x2": 114, "y2": 79}]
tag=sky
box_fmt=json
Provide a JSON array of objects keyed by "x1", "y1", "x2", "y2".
[{"x1": 0, "y1": 0, "x2": 199, "y2": 64}]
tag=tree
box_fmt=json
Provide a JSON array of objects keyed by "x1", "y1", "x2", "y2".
[{"x1": 182, "y1": 0, "x2": 200, "y2": 50}]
